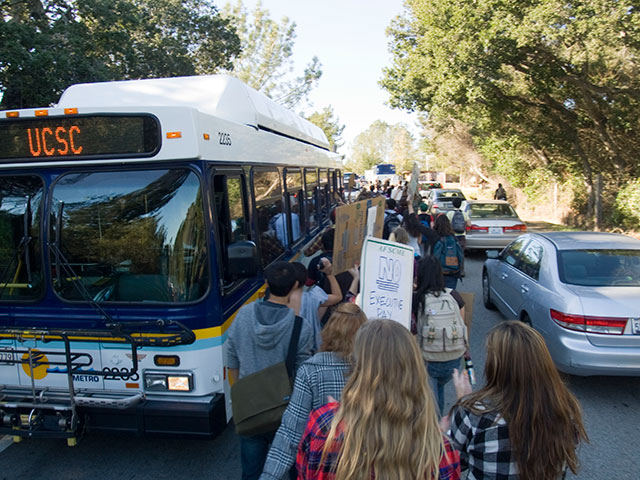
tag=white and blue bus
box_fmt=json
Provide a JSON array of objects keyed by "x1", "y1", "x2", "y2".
[{"x1": 0, "y1": 75, "x2": 342, "y2": 444}]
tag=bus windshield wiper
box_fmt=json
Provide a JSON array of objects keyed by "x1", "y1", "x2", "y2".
[
  {"x1": 0, "y1": 196, "x2": 33, "y2": 299},
  {"x1": 23, "y1": 195, "x2": 32, "y2": 284},
  {"x1": 50, "y1": 201, "x2": 116, "y2": 326},
  {"x1": 48, "y1": 202, "x2": 194, "y2": 345}
]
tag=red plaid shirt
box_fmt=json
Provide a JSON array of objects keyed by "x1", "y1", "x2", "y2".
[{"x1": 296, "y1": 402, "x2": 461, "y2": 480}]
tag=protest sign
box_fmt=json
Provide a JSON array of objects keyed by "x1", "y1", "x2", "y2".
[
  {"x1": 458, "y1": 292, "x2": 474, "y2": 336},
  {"x1": 332, "y1": 198, "x2": 384, "y2": 275},
  {"x1": 407, "y1": 162, "x2": 421, "y2": 200},
  {"x1": 359, "y1": 236, "x2": 414, "y2": 330}
]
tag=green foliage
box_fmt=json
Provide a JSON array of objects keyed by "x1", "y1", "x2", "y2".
[
  {"x1": 613, "y1": 180, "x2": 640, "y2": 231},
  {"x1": 222, "y1": 0, "x2": 322, "y2": 108},
  {"x1": 305, "y1": 105, "x2": 345, "y2": 152},
  {"x1": 0, "y1": 0, "x2": 241, "y2": 109},
  {"x1": 348, "y1": 121, "x2": 418, "y2": 174},
  {"x1": 382, "y1": 0, "x2": 640, "y2": 224}
]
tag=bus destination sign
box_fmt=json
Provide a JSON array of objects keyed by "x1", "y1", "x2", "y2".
[{"x1": 0, "y1": 115, "x2": 161, "y2": 161}]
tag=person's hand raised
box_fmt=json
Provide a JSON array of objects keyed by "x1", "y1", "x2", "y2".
[
  {"x1": 319, "y1": 257, "x2": 333, "y2": 275},
  {"x1": 452, "y1": 368, "x2": 472, "y2": 399}
]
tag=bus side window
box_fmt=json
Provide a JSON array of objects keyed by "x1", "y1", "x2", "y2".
[
  {"x1": 285, "y1": 168, "x2": 304, "y2": 241},
  {"x1": 319, "y1": 168, "x2": 329, "y2": 221},
  {"x1": 305, "y1": 168, "x2": 318, "y2": 232},
  {"x1": 254, "y1": 168, "x2": 286, "y2": 267},
  {"x1": 213, "y1": 173, "x2": 250, "y2": 286},
  {"x1": 329, "y1": 169, "x2": 339, "y2": 206}
]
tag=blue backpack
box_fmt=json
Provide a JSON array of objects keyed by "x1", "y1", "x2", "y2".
[{"x1": 433, "y1": 236, "x2": 464, "y2": 275}]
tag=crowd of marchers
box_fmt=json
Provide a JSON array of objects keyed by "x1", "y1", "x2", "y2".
[{"x1": 224, "y1": 180, "x2": 588, "y2": 480}]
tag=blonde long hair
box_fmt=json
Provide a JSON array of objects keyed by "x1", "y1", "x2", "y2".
[
  {"x1": 321, "y1": 320, "x2": 444, "y2": 480},
  {"x1": 320, "y1": 303, "x2": 367, "y2": 358},
  {"x1": 457, "y1": 321, "x2": 588, "y2": 479}
]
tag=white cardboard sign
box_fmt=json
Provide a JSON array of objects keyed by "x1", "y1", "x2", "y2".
[{"x1": 359, "y1": 236, "x2": 414, "y2": 330}]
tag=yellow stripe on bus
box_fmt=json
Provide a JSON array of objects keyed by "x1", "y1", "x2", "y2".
[{"x1": 0, "y1": 284, "x2": 268, "y2": 343}]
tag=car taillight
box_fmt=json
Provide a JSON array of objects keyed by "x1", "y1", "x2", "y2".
[
  {"x1": 466, "y1": 224, "x2": 488, "y2": 232},
  {"x1": 504, "y1": 224, "x2": 527, "y2": 232},
  {"x1": 550, "y1": 309, "x2": 627, "y2": 335}
]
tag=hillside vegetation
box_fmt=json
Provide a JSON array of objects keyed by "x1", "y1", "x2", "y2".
[{"x1": 382, "y1": 0, "x2": 640, "y2": 231}]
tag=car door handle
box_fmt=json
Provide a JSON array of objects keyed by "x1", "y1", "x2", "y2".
[
  {"x1": 501, "y1": 273, "x2": 508, "y2": 280},
  {"x1": 521, "y1": 285, "x2": 529, "y2": 293}
]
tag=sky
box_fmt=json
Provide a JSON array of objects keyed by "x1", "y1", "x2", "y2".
[{"x1": 239, "y1": 0, "x2": 418, "y2": 156}]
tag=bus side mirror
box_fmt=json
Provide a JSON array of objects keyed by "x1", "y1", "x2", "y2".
[{"x1": 228, "y1": 241, "x2": 259, "y2": 279}]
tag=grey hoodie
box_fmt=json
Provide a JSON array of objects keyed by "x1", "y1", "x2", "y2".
[{"x1": 224, "y1": 300, "x2": 314, "y2": 379}]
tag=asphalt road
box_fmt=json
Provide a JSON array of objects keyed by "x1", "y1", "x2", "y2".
[{"x1": 1, "y1": 251, "x2": 639, "y2": 479}]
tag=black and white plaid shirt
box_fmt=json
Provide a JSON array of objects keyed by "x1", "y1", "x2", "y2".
[{"x1": 449, "y1": 403, "x2": 518, "y2": 479}]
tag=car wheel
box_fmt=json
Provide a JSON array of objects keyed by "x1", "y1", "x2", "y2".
[
  {"x1": 521, "y1": 313, "x2": 532, "y2": 326},
  {"x1": 482, "y1": 270, "x2": 496, "y2": 310}
]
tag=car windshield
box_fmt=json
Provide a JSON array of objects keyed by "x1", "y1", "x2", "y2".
[
  {"x1": 558, "y1": 249, "x2": 640, "y2": 286},
  {"x1": 469, "y1": 203, "x2": 517, "y2": 218},
  {"x1": 437, "y1": 191, "x2": 464, "y2": 201}
]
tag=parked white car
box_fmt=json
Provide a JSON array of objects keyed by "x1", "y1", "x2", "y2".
[{"x1": 463, "y1": 200, "x2": 526, "y2": 250}]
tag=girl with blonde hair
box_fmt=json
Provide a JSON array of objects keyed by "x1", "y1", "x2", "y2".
[
  {"x1": 448, "y1": 321, "x2": 588, "y2": 479},
  {"x1": 260, "y1": 303, "x2": 368, "y2": 480},
  {"x1": 296, "y1": 319, "x2": 460, "y2": 480}
]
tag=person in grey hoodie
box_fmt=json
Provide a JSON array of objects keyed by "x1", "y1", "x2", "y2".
[
  {"x1": 259, "y1": 303, "x2": 367, "y2": 480},
  {"x1": 224, "y1": 261, "x2": 314, "y2": 480}
]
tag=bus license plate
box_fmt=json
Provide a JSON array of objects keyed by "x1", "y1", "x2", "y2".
[
  {"x1": 632, "y1": 318, "x2": 640, "y2": 335},
  {"x1": 489, "y1": 227, "x2": 503, "y2": 235},
  {"x1": 0, "y1": 348, "x2": 15, "y2": 365}
]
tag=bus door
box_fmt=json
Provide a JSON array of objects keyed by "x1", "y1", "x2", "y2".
[
  {"x1": 0, "y1": 174, "x2": 51, "y2": 390},
  {"x1": 211, "y1": 168, "x2": 258, "y2": 419}
]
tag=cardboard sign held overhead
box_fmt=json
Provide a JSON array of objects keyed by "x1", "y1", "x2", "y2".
[
  {"x1": 332, "y1": 197, "x2": 384, "y2": 275},
  {"x1": 407, "y1": 162, "x2": 420, "y2": 201},
  {"x1": 359, "y1": 236, "x2": 414, "y2": 330}
]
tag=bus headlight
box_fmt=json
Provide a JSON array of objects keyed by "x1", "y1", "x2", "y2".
[
  {"x1": 144, "y1": 372, "x2": 193, "y2": 392},
  {"x1": 168, "y1": 375, "x2": 191, "y2": 391},
  {"x1": 144, "y1": 374, "x2": 168, "y2": 391}
]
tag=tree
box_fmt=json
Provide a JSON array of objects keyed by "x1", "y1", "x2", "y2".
[
  {"x1": 348, "y1": 121, "x2": 417, "y2": 173},
  {"x1": 0, "y1": 0, "x2": 241, "y2": 109},
  {"x1": 305, "y1": 105, "x2": 345, "y2": 152},
  {"x1": 221, "y1": 0, "x2": 322, "y2": 108},
  {"x1": 382, "y1": 0, "x2": 640, "y2": 225}
]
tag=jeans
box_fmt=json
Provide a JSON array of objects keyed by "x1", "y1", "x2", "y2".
[
  {"x1": 443, "y1": 274, "x2": 458, "y2": 290},
  {"x1": 240, "y1": 431, "x2": 276, "y2": 480},
  {"x1": 427, "y1": 357, "x2": 461, "y2": 415}
]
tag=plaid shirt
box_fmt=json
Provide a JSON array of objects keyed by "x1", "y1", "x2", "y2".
[
  {"x1": 260, "y1": 352, "x2": 351, "y2": 480},
  {"x1": 449, "y1": 404, "x2": 518, "y2": 479},
  {"x1": 296, "y1": 402, "x2": 460, "y2": 480}
]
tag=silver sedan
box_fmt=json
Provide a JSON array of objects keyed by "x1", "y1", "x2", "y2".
[
  {"x1": 463, "y1": 200, "x2": 526, "y2": 250},
  {"x1": 483, "y1": 231, "x2": 640, "y2": 376}
]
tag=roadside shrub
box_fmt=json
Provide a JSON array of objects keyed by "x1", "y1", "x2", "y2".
[{"x1": 613, "y1": 180, "x2": 640, "y2": 231}]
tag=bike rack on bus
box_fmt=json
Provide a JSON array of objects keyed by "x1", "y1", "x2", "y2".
[{"x1": 0, "y1": 320, "x2": 195, "y2": 443}]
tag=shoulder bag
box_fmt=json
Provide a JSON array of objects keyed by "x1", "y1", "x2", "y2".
[{"x1": 231, "y1": 315, "x2": 302, "y2": 436}]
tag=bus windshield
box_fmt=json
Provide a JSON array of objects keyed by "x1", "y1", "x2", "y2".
[
  {"x1": 51, "y1": 169, "x2": 209, "y2": 303},
  {"x1": 0, "y1": 175, "x2": 44, "y2": 301}
]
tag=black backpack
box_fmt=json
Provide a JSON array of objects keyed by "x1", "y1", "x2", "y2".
[
  {"x1": 383, "y1": 213, "x2": 401, "y2": 240},
  {"x1": 451, "y1": 209, "x2": 466, "y2": 234}
]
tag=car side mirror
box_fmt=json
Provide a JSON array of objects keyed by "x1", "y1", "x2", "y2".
[
  {"x1": 486, "y1": 250, "x2": 499, "y2": 259},
  {"x1": 227, "y1": 241, "x2": 259, "y2": 279}
]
